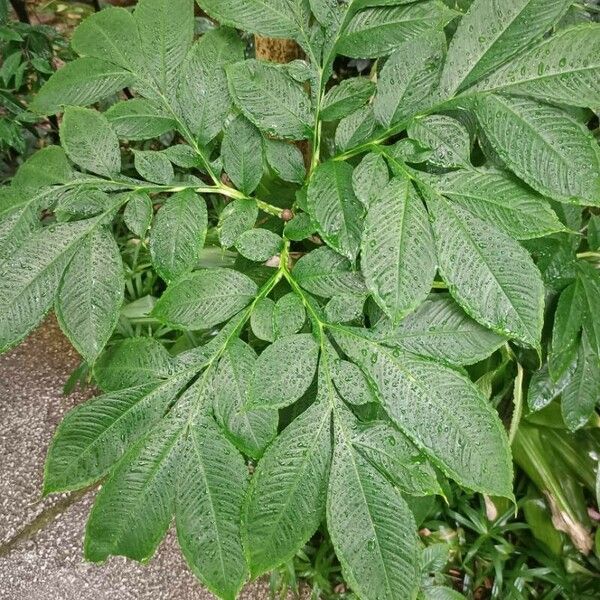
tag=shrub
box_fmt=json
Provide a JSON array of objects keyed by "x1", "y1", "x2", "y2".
[{"x1": 1, "y1": 0, "x2": 599, "y2": 598}]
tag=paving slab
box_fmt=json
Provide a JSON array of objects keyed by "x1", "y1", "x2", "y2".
[{"x1": 0, "y1": 317, "x2": 279, "y2": 600}]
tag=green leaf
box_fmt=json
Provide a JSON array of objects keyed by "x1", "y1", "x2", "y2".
[
  {"x1": 94, "y1": 337, "x2": 174, "y2": 391},
  {"x1": 222, "y1": 116, "x2": 263, "y2": 195},
  {"x1": 133, "y1": 150, "x2": 174, "y2": 184},
  {"x1": 441, "y1": 0, "x2": 572, "y2": 94},
  {"x1": 426, "y1": 191, "x2": 544, "y2": 348},
  {"x1": 373, "y1": 32, "x2": 445, "y2": 128},
  {"x1": 71, "y1": 6, "x2": 145, "y2": 72},
  {"x1": 213, "y1": 339, "x2": 278, "y2": 459},
  {"x1": 31, "y1": 57, "x2": 132, "y2": 115},
  {"x1": 527, "y1": 362, "x2": 575, "y2": 412},
  {"x1": 407, "y1": 115, "x2": 471, "y2": 169},
  {"x1": 235, "y1": 228, "x2": 282, "y2": 262},
  {"x1": 0, "y1": 219, "x2": 98, "y2": 353},
  {"x1": 84, "y1": 399, "x2": 188, "y2": 562},
  {"x1": 307, "y1": 161, "x2": 365, "y2": 261},
  {"x1": 375, "y1": 294, "x2": 506, "y2": 366},
  {"x1": 198, "y1": 0, "x2": 310, "y2": 40},
  {"x1": 134, "y1": 0, "x2": 193, "y2": 95},
  {"x1": 123, "y1": 192, "x2": 153, "y2": 237},
  {"x1": 361, "y1": 177, "x2": 436, "y2": 324},
  {"x1": 549, "y1": 280, "x2": 583, "y2": 381},
  {"x1": 321, "y1": 77, "x2": 375, "y2": 122},
  {"x1": 250, "y1": 298, "x2": 276, "y2": 342},
  {"x1": 248, "y1": 333, "x2": 319, "y2": 409},
  {"x1": 331, "y1": 358, "x2": 377, "y2": 406},
  {"x1": 273, "y1": 292, "x2": 305, "y2": 338},
  {"x1": 11, "y1": 146, "x2": 74, "y2": 190},
  {"x1": 334, "y1": 106, "x2": 381, "y2": 152},
  {"x1": 292, "y1": 246, "x2": 366, "y2": 298},
  {"x1": 334, "y1": 327, "x2": 514, "y2": 497},
  {"x1": 588, "y1": 215, "x2": 600, "y2": 251},
  {"x1": 176, "y1": 415, "x2": 249, "y2": 600},
  {"x1": 56, "y1": 228, "x2": 124, "y2": 364},
  {"x1": 427, "y1": 168, "x2": 566, "y2": 240},
  {"x1": 336, "y1": 2, "x2": 456, "y2": 59},
  {"x1": 471, "y1": 24, "x2": 600, "y2": 108},
  {"x1": 150, "y1": 190, "x2": 208, "y2": 282},
  {"x1": 218, "y1": 199, "x2": 258, "y2": 248},
  {"x1": 561, "y1": 331, "x2": 600, "y2": 431},
  {"x1": 578, "y1": 262, "x2": 600, "y2": 357},
  {"x1": 242, "y1": 399, "x2": 332, "y2": 576},
  {"x1": 263, "y1": 138, "x2": 306, "y2": 184},
  {"x1": 474, "y1": 94, "x2": 600, "y2": 205},
  {"x1": 352, "y1": 421, "x2": 441, "y2": 496},
  {"x1": 106, "y1": 99, "x2": 176, "y2": 140},
  {"x1": 352, "y1": 152, "x2": 389, "y2": 209},
  {"x1": 227, "y1": 59, "x2": 312, "y2": 140},
  {"x1": 60, "y1": 106, "x2": 121, "y2": 177},
  {"x1": 178, "y1": 27, "x2": 245, "y2": 144},
  {"x1": 324, "y1": 292, "x2": 365, "y2": 324},
  {"x1": 284, "y1": 212, "x2": 315, "y2": 241},
  {"x1": 153, "y1": 268, "x2": 258, "y2": 329},
  {"x1": 327, "y1": 416, "x2": 420, "y2": 600},
  {"x1": 44, "y1": 374, "x2": 189, "y2": 493}
]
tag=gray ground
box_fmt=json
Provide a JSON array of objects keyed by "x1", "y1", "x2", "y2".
[{"x1": 0, "y1": 318, "x2": 277, "y2": 600}]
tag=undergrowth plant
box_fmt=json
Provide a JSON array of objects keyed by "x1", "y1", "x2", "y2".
[{"x1": 1, "y1": 0, "x2": 600, "y2": 598}]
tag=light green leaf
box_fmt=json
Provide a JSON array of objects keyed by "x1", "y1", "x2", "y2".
[
  {"x1": 150, "y1": 190, "x2": 207, "y2": 282},
  {"x1": 248, "y1": 333, "x2": 319, "y2": 409},
  {"x1": 106, "y1": 99, "x2": 176, "y2": 140},
  {"x1": 44, "y1": 374, "x2": 189, "y2": 493},
  {"x1": 176, "y1": 415, "x2": 249, "y2": 600},
  {"x1": 426, "y1": 191, "x2": 544, "y2": 348},
  {"x1": 307, "y1": 161, "x2": 364, "y2": 261},
  {"x1": 263, "y1": 138, "x2": 306, "y2": 184},
  {"x1": 56, "y1": 228, "x2": 124, "y2": 364},
  {"x1": 153, "y1": 268, "x2": 258, "y2": 329},
  {"x1": 213, "y1": 339, "x2": 278, "y2": 459},
  {"x1": 235, "y1": 228, "x2": 282, "y2": 262},
  {"x1": 31, "y1": 57, "x2": 132, "y2": 115},
  {"x1": 408, "y1": 115, "x2": 471, "y2": 169},
  {"x1": 11, "y1": 146, "x2": 74, "y2": 190},
  {"x1": 352, "y1": 421, "x2": 441, "y2": 496},
  {"x1": 474, "y1": 95, "x2": 600, "y2": 205},
  {"x1": 178, "y1": 27, "x2": 245, "y2": 144},
  {"x1": 334, "y1": 327, "x2": 514, "y2": 497},
  {"x1": 375, "y1": 294, "x2": 505, "y2": 366},
  {"x1": 336, "y1": 2, "x2": 456, "y2": 59},
  {"x1": 94, "y1": 336, "x2": 174, "y2": 392},
  {"x1": 335, "y1": 106, "x2": 381, "y2": 152},
  {"x1": 242, "y1": 399, "x2": 332, "y2": 576},
  {"x1": 292, "y1": 246, "x2": 366, "y2": 297},
  {"x1": 441, "y1": 0, "x2": 572, "y2": 94},
  {"x1": 327, "y1": 416, "x2": 420, "y2": 600},
  {"x1": 218, "y1": 199, "x2": 258, "y2": 248},
  {"x1": 250, "y1": 297, "x2": 276, "y2": 342},
  {"x1": 273, "y1": 292, "x2": 305, "y2": 338},
  {"x1": 373, "y1": 32, "x2": 445, "y2": 127},
  {"x1": 0, "y1": 219, "x2": 98, "y2": 353},
  {"x1": 324, "y1": 292, "x2": 365, "y2": 323},
  {"x1": 134, "y1": 0, "x2": 193, "y2": 95},
  {"x1": 60, "y1": 106, "x2": 121, "y2": 177},
  {"x1": 321, "y1": 77, "x2": 375, "y2": 122},
  {"x1": 133, "y1": 150, "x2": 174, "y2": 185},
  {"x1": 561, "y1": 331, "x2": 600, "y2": 431},
  {"x1": 331, "y1": 358, "x2": 376, "y2": 406},
  {"x1": 361, "y1": 177, "x2": 436, "y2": 324},
  {"x1": 222, "y1": 116, "x2": 263, "y2": 195},
  {"x1": 123, "y1": 192, "x2": 153, "y2": 237},
  {"x1": 352, "y1": 152, "x2": 389, "y2": 209},
  {"x1": 428, "y1": 168, "x2": 566, "y2": 240},
  {"x1": 471, "y1": 24, "x2": 600, "y2": 108},
  {"x1": 227, "y1": 59, "x2": 312, "y2": 140}
]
